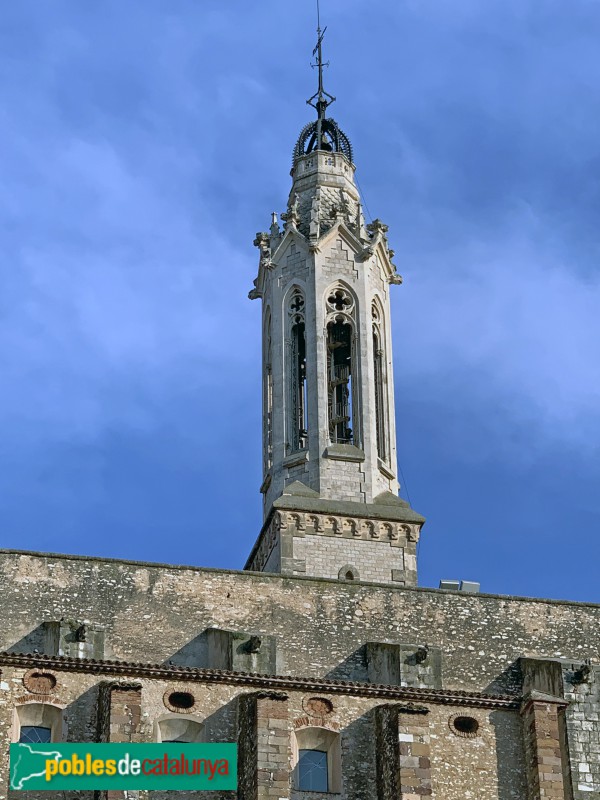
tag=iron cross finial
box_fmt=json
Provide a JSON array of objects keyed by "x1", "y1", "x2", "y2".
[{"x1": 307, "y1": 0, "x2": 335, "y2": 122}]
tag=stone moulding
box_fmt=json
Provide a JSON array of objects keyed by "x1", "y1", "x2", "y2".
[
  {"x1": 0, "y1": 651, "x2": 520, "y2": 710},
  {"x1": 23, "y1": 667, "x2": 58, "y2": 694},
  {"x1": 15, "y1": 693, "x2": 61, "y2": 705},
  {"x1": 303, "y1": 696, "x2": 335, "y2": 716},
  {"x1": 293, "y1": 715, "x2": 340, "y2": 730},
  {"x1": 448, "y1": 712, "x2": 481, "y2": 738},
  {"x1": 245, "y1": 509, "x2": 420, "y2": 573}
]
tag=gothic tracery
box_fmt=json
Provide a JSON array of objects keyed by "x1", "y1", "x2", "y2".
[{"x1": 326, "y1": 285, "x2": 358, "y2": 446}]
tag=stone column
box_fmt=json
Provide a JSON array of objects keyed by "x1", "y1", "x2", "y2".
[
  {"x1": 374, "y1": 704, "x2": 430, "y2": 800},
  {"x1": 238, "y1": 691, "x2": 289, "y2": 800},
  {"x1": 521, "y1": 694, "x2": 573, "y2": 800}
]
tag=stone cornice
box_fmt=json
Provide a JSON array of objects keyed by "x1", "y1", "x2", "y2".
[
  {"x1": 271, "y1": 494, "x2": 425, "y2": 525},
  {"x1": 244, "y1": 499, "x2": 424, "y2": 572},
  {"x1": 0, "y1": 651, "x2": 520, "y2": 710},
  {"x1": 520, "y1": 691, "x2": 570, "y2": 713}
]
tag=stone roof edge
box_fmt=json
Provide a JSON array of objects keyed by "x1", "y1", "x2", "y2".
[
  {"x1": 1, "y1": 548, "x2": 599, "y2": 611},
  {"x1": 0, "y1": 651, "x2": 520, "y2": 710},
  {"x1": 272, "y1": 494, "x2": 426, "y2": 523},
  {"x1": 244, "y1": 511, "x2": 274, "y2": 569}
]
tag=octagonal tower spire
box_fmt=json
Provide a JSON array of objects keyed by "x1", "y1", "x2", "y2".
[{"x1": 246, "y1": 15, "x2": 425, "y2": 587}]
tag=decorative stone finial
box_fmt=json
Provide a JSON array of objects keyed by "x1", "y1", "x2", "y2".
[
  {"x1": 270, "y1": 212, "x2": 280, "y2": 237},
  {"x1": 253, "y1": 232, "x2": 272, "y2": 270},
  {"x1": 281, "y1": 193, "x2": 300, "y2": 231},
  {"x1": 367, "y1": 219, "x2": 389, "y2": 237}
]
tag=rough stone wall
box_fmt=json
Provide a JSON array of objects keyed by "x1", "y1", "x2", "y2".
[
  {"x1": 2, "y1": 661, "x2": 101, "y2": 800},
  {"x1": 431, "y1": 704, "x2": 526, "y2": 800},
  {"x1": 563, "y1": 663, "x2": 600, "y2": 797},
  {"x1": 0, "y1": 665, "x2": 241, "y2": 800},
  {"x1": 373, "y1": 703, "x2": 527, "y2": 800},
  {"x1": 2, "y1": 550, "x2": 600, "y2": 798},
  {"x1": 0, "y1": 662, "x2": 529, "y2": 800},
  {"x1": 237, "y1": 694, "x2": 258, "y2": 800},
  {"x1": 2, "y1": 551, "x2": 600, "y2": 693}
]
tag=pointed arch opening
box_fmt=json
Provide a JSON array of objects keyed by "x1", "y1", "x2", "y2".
[
  {"x1": 372, "y1": 299, "x2": 388, "y2": 461},
  {"x1": 287, "y1": 287, "x2": 308, "y2": 454},
  {"x1": 326, "y1": 284, "x2": 359, "y2": 447},
  {"x1": 263, "y1": 308, "x2": 273, "y2": 473}
]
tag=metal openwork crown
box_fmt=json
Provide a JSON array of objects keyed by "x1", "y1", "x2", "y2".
[{"x1": 292, "y1": 16, "x2": 353, "y2": 166}]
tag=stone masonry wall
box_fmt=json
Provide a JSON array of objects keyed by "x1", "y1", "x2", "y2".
[
  {"x1": 521, "y1": 697, "x2": 571, "y2": 800},
  {"x1": 293, "y1": 536, "x2": 405, "y2": 583},
  {"x1": 563, "y1": 663, "x2": 600, "y2": 798},
  {"x1": 246, "y1": 507, "x2": 421, "y2": 587},
  {"x1": 1, "y1": 549, "x2": 600, "y2": 798},
  {"x1": 0, "y1": 663, "x2": 527, "y2": 800},
  {"x1": 1, "y1": 550, "x2": 599, "y2": 693},
  {"x1": 432, "y1": 704, "x2": 526, "y2": 799}
]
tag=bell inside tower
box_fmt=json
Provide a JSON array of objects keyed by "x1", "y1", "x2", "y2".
[{"x1": 327, "y1": 320, "x2": 354, "y2": 445}]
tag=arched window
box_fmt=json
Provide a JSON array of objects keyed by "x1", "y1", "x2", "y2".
[
  {"x1": 298, "y1": 749, "x2": 328, "y2": 791},
  {"x1": 157, "y1": 717, "x2": 204, "y2": 744},
  {"x1": 263, "y1": 309, "x2": 273, "y2": 472},
  {"x1": 338, "y1": 564, "x2": 360, "y2": 582},
  {"x1": 293, "y1": 727, "x2": 341, "y2": 793},
  {"x1": 287, "y1": 288, "x2": 308, "y2": 453},
  {"x1": 20, "y1": 726, "x2": 51, "y2": 744},
  {"x1": 326, "y1": 286, "x2": 358, "y2": 446},
  {"x1": 15, "y1": 703, "x2": 63, "y2": 743},
  {"x1": 372, "y1": 301, "x2": 387, "y2": 460}
]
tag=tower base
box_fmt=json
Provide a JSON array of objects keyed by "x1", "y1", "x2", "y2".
[{"x1": 245, "y1": 482, "x2": 425, "y2": 586}]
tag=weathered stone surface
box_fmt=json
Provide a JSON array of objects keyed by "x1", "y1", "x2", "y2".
[
  {"x1": 0, "y1": 549, "x2": 599, "y2": 798},
  {"x1": 1, "y1": 75, "x2": 598, "y2": 800},
  {"x1": 2, "y1": 550, "x2": 599, "y2": 692},
  {"x1": 246, "y1": 507, "x2": 419, "y2": 587},
  {"x1": 250, "y1": 145, "x2": 417, "y2": 587}
]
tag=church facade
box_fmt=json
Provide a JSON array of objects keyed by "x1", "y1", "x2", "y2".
[{"x1": 0, "y1": 32, "x2": 599, "y2": 800}]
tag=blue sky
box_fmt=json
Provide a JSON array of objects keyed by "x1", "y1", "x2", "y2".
[{"x1": 1, "y1": 1, "x2": 599, "y2": 602}]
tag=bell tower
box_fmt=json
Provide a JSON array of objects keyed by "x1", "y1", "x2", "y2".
[{"x1": 245, "y1": 25, "x2": 425, "y2": 586}]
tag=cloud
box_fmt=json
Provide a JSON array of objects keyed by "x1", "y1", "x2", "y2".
[{"x1": 395, "y1": 227, "x2": 600, "y2": 449}]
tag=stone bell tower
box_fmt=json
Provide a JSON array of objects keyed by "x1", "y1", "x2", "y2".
[{"x1": 245, "y1": 28, "x2": 424, "y2": 586}]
